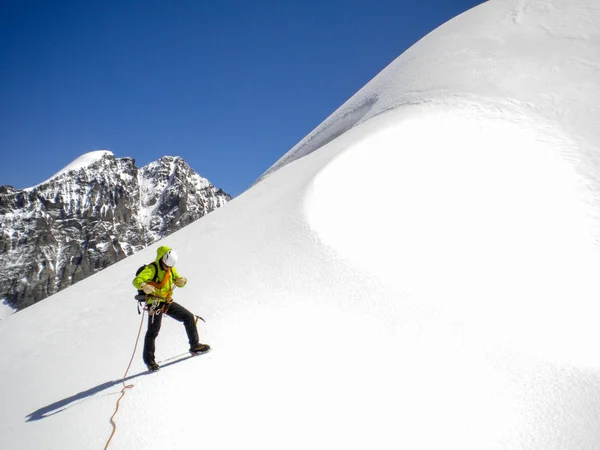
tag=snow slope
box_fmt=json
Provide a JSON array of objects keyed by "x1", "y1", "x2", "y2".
[
  {"x1": 260, "y1": 0, "x2": 600, "y2": 182},
  {"x1": 2, "y1": 0, "x2": 600, "y2": 448}
]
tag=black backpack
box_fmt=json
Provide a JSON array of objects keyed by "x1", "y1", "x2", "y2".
[{"x1": 134, "y1": 262, "x2": 159, "y2": 300}]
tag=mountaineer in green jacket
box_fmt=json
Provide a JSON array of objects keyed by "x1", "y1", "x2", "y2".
[{"x1": 133, "y1": 245, "x2": 210, "y2": 371}]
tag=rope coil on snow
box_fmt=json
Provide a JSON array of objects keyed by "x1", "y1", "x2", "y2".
[{"x1": 103, "y1": 310, "x2": 146, "y2": 450}]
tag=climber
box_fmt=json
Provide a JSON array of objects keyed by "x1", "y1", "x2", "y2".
[{"x1": 132, "y1": 246, "x2": 210, "y2": 371}]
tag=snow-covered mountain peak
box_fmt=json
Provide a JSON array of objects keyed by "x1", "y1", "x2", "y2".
[
  {"x1": 26, "y1": 150, "x2": 115, "y2": 190},
  {"x1": 59, "y1": 149, "x2": 114, "y2": 172}
]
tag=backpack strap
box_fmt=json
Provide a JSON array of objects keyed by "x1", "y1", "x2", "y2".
[
  {"x1": 135, "y1": 262, "x2": 160, "y2": 304},
  {"x1": 147, "y1": 261, "x2": 159, "y2": 283}
]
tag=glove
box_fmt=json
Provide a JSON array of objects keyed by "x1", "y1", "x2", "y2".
[
  {"x1": 140, "y1": 282, "x2": 156, "y2": 295},
  {"x1": 175, "y1": 277, "x2": 187, "y2": 288}
]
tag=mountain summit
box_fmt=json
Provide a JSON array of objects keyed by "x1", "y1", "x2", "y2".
[{"x1": 0, "y1": 151, "x2": 230, "y2": 310}]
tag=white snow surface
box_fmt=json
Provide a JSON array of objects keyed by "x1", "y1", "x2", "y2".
[
  {"x1": 25, "y1": 150, "x2": 113, "y2": 190},
  {"x1": 3, "y1": 0, "x2": 600, "y2": 448}
]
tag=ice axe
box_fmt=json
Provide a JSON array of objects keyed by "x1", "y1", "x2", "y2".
[{"x1": 171, "y1": 284, "x2": 206, "y2": 324}]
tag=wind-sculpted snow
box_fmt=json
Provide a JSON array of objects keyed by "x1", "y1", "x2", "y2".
[
  {"x1": 306, "y1": 101, "x2": 599, "y2": 363},
  {"x1": 259, "y1": 0, "x2": 600, "y2": 184},
  {"x1": 2, "y1": 0, "x2": 600, "y2": 449}
]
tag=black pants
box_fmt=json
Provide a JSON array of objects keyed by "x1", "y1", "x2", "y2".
[{"x1": 143, "y1": 301, "x2": 199, "y2": 365}]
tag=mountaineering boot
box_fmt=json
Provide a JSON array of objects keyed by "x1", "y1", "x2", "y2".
[
  {"x1": 190, "y1": 343, "x2": 211, "y2": 355},
  {"x1": 146, "y1": 361, "x2": 160, "y2": 372}
]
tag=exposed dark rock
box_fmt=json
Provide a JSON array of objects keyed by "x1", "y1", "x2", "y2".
[{"x1": 0, "y1": 152, "x2": 231, "y2": 310}]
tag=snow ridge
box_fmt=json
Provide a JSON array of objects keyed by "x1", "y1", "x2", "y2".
[{"x1": 258, "y1": 0, "x2": 600, "y2": 187}]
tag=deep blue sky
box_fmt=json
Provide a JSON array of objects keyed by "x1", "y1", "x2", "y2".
[{"x1": 1, "y1": 0, "x2": 482, "y2": 196}]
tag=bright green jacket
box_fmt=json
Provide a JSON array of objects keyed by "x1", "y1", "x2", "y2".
[{"x1": 132, "y1": 246, "x2": 184, "y2": 303}]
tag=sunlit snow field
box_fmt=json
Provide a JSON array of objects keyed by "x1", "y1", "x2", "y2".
[{"x1": 2, "y1": 0, "x2": 600, "y2": 448}]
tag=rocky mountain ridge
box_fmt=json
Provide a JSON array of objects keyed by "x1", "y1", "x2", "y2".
[{"x1": 0, "y1": 151, "x2": 231, "y2": 311}]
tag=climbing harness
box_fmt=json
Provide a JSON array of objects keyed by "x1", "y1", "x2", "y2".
[
  {"x1": 147, "y1": 296, "x2": 166, "y2": 324},
  {"x1": 136, "y1": 268, "x2": 174, "y2": 322}
]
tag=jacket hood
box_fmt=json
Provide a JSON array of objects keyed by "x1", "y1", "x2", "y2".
[{"x1": 155, "y1": 246, "x2": 172, "y2": 266}]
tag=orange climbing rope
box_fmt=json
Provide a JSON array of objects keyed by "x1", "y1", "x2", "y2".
[
  {"x1": 103, "y1": 269, "x2": 175, "y2": 448},
  {"x1": 103, "y1": 309, "x2": 146, "y2": 450},
  {"x1": 147, "y1": 267, "x2": 173, "y2": 301}
]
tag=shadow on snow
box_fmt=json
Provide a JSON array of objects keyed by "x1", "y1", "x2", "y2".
[{"x1": 26, "y1": 352, "x2": 202, "y2": 421}]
